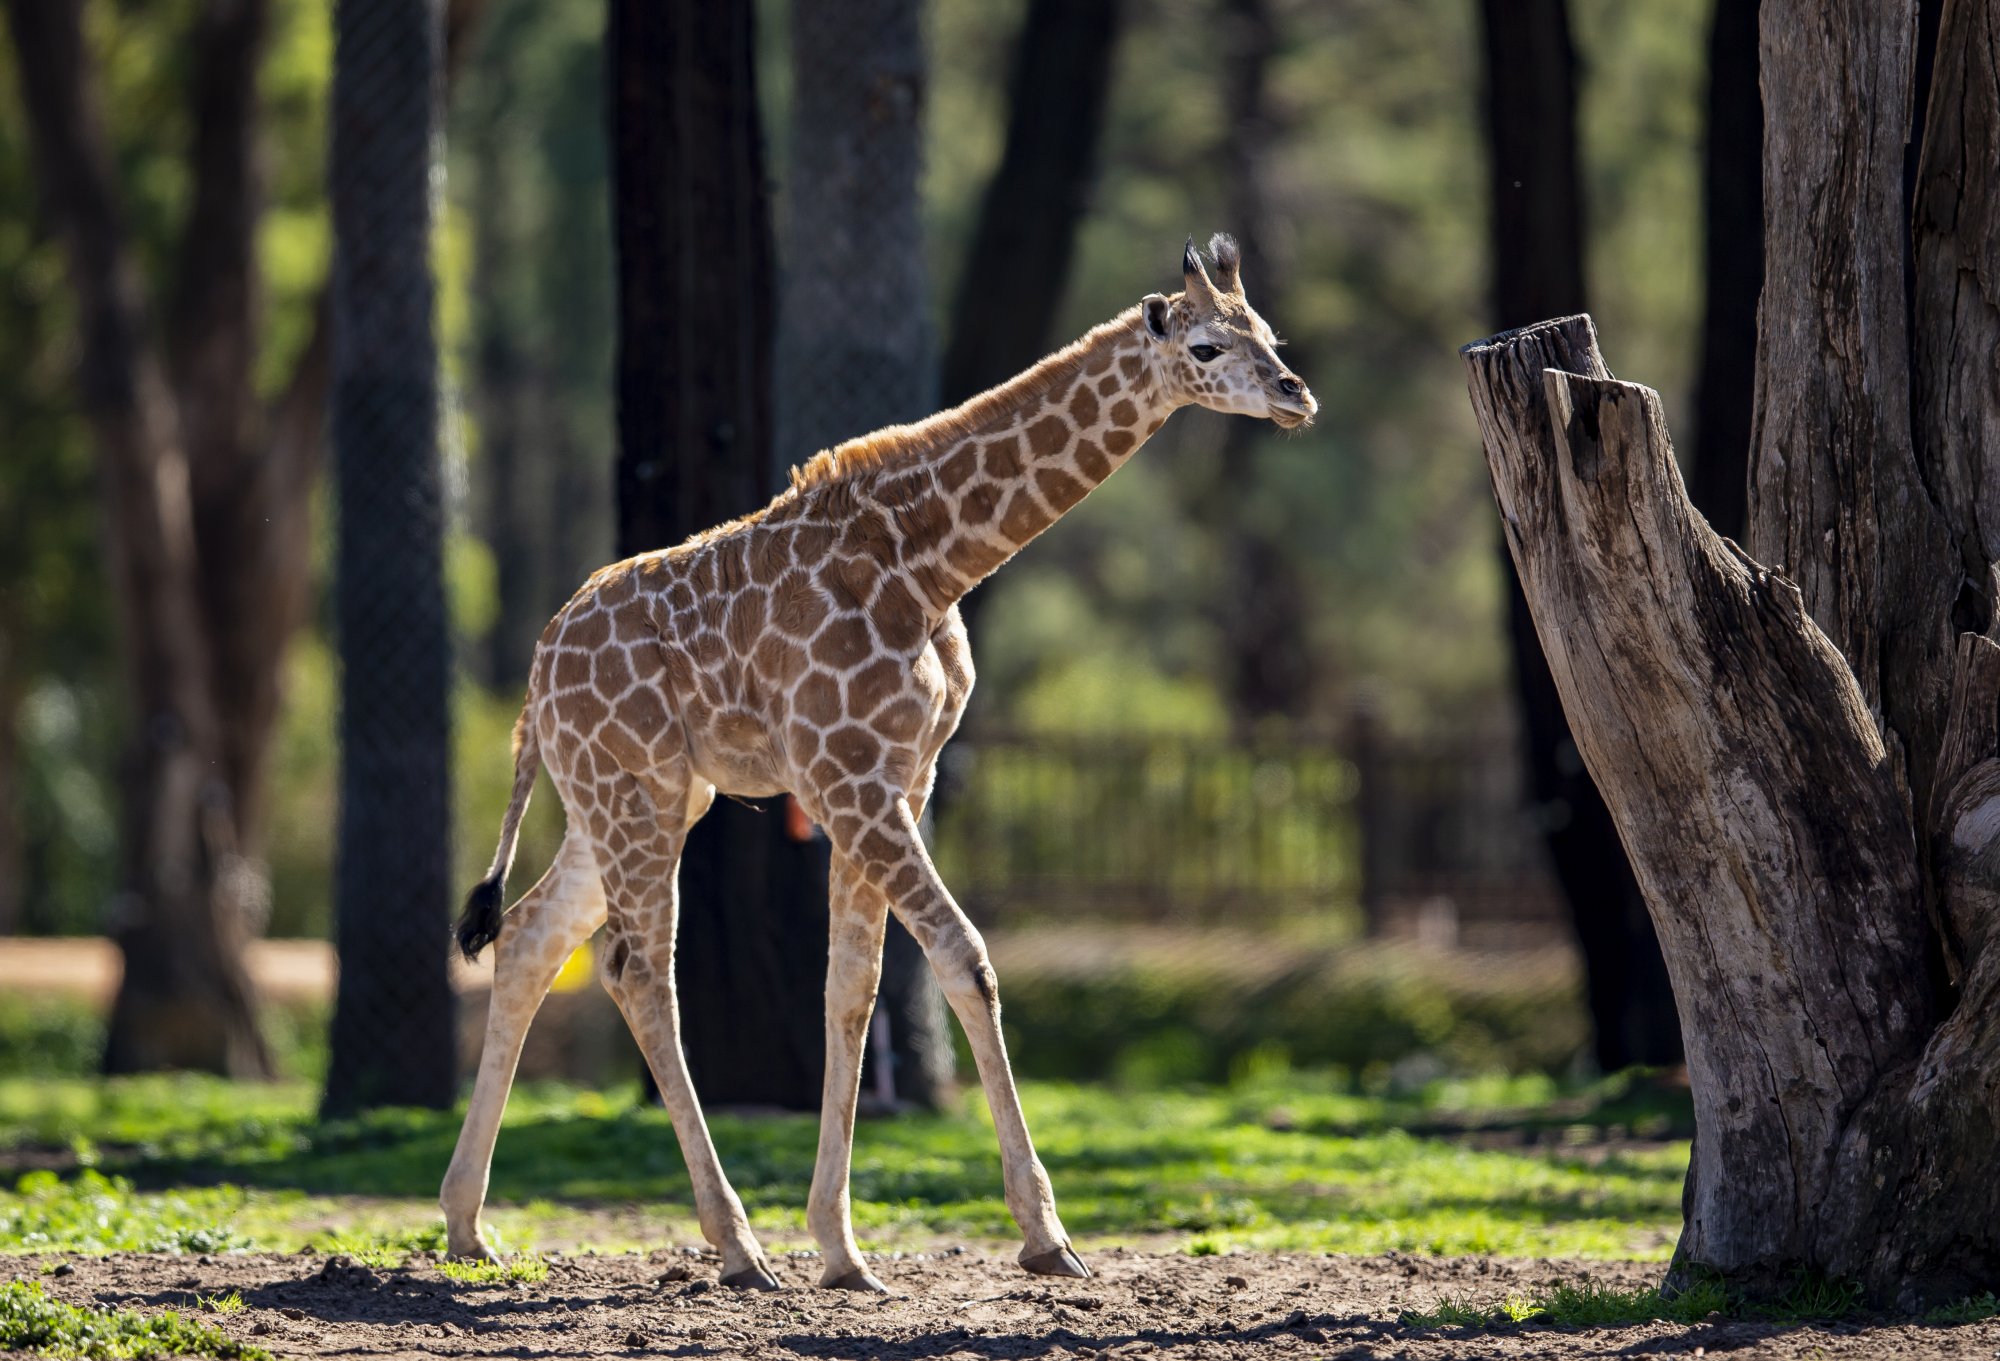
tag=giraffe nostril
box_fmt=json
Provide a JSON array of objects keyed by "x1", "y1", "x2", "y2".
[{"x1": 1278, "y1": 377, "x2": 1302, "y2": 398}]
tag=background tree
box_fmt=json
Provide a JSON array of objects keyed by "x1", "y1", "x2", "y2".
[
  {"x1": 1686, "y1": 0, "x2": 1760, "y2": 537},
  {"x1": 777, "y1": 0, "x2": 953, "y2": 1109},
  {"x1": 608, "y1": 0, "x2": 835, "y2": 1108},
  {"x1": 322, "y1": 0, "x2": 456, "y2": 1115},
  {"x1": 3, "y1": 0, "x2": 285, "y2": 1077},
  {"x1": 1464, "y1": 0, "x2": 2000, "y2": 1305},
  {"x1": 1477, "y1": 0, "x2": 1679, "y2": 1071}
]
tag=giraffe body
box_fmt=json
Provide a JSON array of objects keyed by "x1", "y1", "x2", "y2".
[{"x1": 440, "y1": 236, "x2": 1315, "y2": 1291}]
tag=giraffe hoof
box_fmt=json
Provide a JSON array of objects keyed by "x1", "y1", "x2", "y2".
[
  {"x1": 445, "y1": 1240, "x2": 500, "y2": 1265},
  {"x1": 821, "y1": 1267, "x2": 888, "y2": 1294},
  {"x1": 1021, "y1": 1244, "x2": 1090, "y2": 1279},
  {"x1": 720, "y1": 1263, "x2": 782, "y2": 1291}
]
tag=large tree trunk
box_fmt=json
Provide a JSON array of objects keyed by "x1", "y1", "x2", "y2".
[
  {"x1": 1476, "y1": 0, "x2": 1679, "y2": 1066},
  {"x1": 608, "y1": 0, "x2": 839, "y2": 1109},
  {"x1": 1467, "y1": 4, "x2": 2000, "y2": 1305},
  {"x1": 776, "y1": 0, "x2": 955, "y2": 1109},
  {"x1": 322, "y1": 0, "x2": 457, "y2": 1116}
]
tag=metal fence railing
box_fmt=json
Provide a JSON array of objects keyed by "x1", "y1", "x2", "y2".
[{"x1": 932, "y1": 724, "x2": 1567, "y2": 943}]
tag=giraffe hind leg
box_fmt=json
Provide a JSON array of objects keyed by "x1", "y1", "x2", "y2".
[
  {"x1": 592, "y1": 764, "x2": 778, "y2": 1290},
  {"x1": 441, "y1": 828, "x2": 607, "y2": 1261}
]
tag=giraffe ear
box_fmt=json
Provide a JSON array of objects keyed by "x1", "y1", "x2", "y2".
[
  {"x1": 1181, "y1": 236, "x2": 1215, "y2": 312},
  {"x1": 1143, "y1": 293, "x2": 1173, "y2": 339}
]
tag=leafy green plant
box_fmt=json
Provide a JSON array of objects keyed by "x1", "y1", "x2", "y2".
[
  {"x1": 0, "y1": 1280, "x2": 268, "y2": 1359},
  {"x1": 194, "y1": 1293, "x2": 244, "y2": 1315}
]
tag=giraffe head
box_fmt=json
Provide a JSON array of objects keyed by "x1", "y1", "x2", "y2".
[{"x1": 1140, "y1": 234, "x2": 1317, "y2": 429}]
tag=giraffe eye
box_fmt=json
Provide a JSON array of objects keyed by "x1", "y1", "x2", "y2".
[{"x1": 1189, "y1": 344, "x2": 1221, "y2": 362}]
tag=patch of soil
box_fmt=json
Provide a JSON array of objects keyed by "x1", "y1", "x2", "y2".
[{"x1": 10, "y1": 1248, "x2": 1996, "y2": 1360}]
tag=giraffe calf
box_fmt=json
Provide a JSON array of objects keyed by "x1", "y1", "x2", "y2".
[{"x1": 439, "y1": 235, "x2": 1316, "y2": 1292}]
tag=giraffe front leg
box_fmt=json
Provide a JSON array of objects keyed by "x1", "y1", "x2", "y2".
[
  {"x1": 441, "y1": 829, "x2": 607, "y2": 1261},
  {"x1": 834, "y1": 794, "x2": 1085, "y2": 1280},
  {"x1": 807, "y1": 854, "x2": 890, "y2": 1292}
]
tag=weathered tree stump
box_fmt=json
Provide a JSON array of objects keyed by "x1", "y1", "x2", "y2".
[{"x1": 1463, "y1": 315, "x2": 2000, "y2": 1307}]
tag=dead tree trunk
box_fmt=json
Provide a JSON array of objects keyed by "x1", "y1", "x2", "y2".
[
  {"x1": 1464, "y1": 1, "x2": 2000, "y2": 1310},
  {"x1": 1471, "y1": 4, "x2": 2000, "y2": 1303}
]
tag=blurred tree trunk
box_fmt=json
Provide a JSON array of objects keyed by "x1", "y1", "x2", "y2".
[
  {"x1": 1193, "y1": 0, "x2": 1313, "y2": 725},
  {"x1": 1688, "y1": 0, "x2": 1761, "y2": 538},
  {"x1": 1463, "y1": 0, "x2": 2000, "y2": 1307},
  {"x1": 4, "y1": 0, "x2": 272, "y2": 1076},
  {"x1": 937, "y1": 0, "x2": 1123, "y2": 650},
  {"x1": 1477, "y1": 0, "x2": 1680, "y2": 1069},
  {"x1": 938, "y1": 0, "x2": 1121, "y2": 410},
  {"x1": 609, "y1": 0, "x2": 835, "y2": 1109},
  {"x1": 777, "y1": 0, "x2": 955, "y2": 1110},
  {"x1": 322, "y1": 0, "x2": 457, "y2": 1116},
  {"x1": 1, "y1": 0, "x2": 486, "y2": 1074}
]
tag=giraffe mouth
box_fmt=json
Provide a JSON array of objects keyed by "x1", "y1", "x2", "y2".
[{"x1": 1271, "y1": 406, "x2": 1314, "y2": 431}]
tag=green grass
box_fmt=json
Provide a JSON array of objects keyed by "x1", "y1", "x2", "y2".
[
  {"x1": 437, "y1": 1254, "x2": 549, "y2": 1285},
  {"x1": 1402, "y1": 1275, "x2": 1729, "y2": 1330},
  {"x1": 0, "y1": 1280, "x2": 267, "y2": 1359},
  {"x1": 1924, "y1": 1292, "x2": 2000, "y2": 1325},
  {"x1": 1398, "y1": 1268, "x2": 1888, "y2": 1333},
  {"x1": 0, "y1": 1070, "x2": 1689, "y2": 1264}
]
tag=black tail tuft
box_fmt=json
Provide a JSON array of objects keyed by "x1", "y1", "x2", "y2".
[{"x1": 456, "y1": 876, "x2": 505, "y2": 961}]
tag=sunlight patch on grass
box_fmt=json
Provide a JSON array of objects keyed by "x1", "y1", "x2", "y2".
[{"x1": 0, "y1": 1072, "x2": 1690, "y2": 1263}]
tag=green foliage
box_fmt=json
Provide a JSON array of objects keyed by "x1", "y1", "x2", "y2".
[
  {"x1": 984, "y1": 949, "x2": 1586, "y2": 1084},
  {"x1": 0, "y1": 1074, "x2": 1687, "y2": 1262},
  {"x1": 0, "y1": 1280, "x2": 268, "y2": 1361},
  {"x1": 0, "y1": 996, "x2": 103, "y2": 1080}
]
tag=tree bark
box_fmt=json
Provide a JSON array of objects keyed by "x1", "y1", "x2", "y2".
[
  {"x1": 776, "y1": 0, "x2": 954, "y2": 1111},
  {"x1": 1464, "y1": 314, "x2": 2000, "y2": 1306},
  {"x1": 1748, "y1": 0, "x2": 1961, "y2": 818},
  {"x1": 1477, "y1": 0, "x2": 1679, "y2": 1066},
  {"x1": 322, "y1": 0, "x2": 456, "y2": 1116},
  {"x1": 609, "y1": 0, "x2": 843, "y2": 1110}
]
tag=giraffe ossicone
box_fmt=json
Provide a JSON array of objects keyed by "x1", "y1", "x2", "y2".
[{"x1": 438, "y1": 234, "x2": 1316, "y2": 1291}]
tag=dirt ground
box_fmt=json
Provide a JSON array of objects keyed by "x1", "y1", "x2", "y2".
[{"x1": 14, "y1": 1247, "x2": 1998, "y2": 1361}]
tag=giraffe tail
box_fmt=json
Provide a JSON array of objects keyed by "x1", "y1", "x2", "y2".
[{"x1": 456, "y1": 702, "x2": 542, "y2": 961}]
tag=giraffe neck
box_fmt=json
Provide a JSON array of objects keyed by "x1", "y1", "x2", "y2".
[{"x1": 867, "y1": 311, "x2": 1180, "y2": 612}]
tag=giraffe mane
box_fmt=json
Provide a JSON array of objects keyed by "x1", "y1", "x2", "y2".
[{"x1": 784, "y1": 306, "x2": 1149, "y2": 495}]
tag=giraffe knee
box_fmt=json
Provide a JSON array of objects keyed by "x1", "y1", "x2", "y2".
[{"x1": 936, "y1": 945, "x2": 1000, "y2": 1014}]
